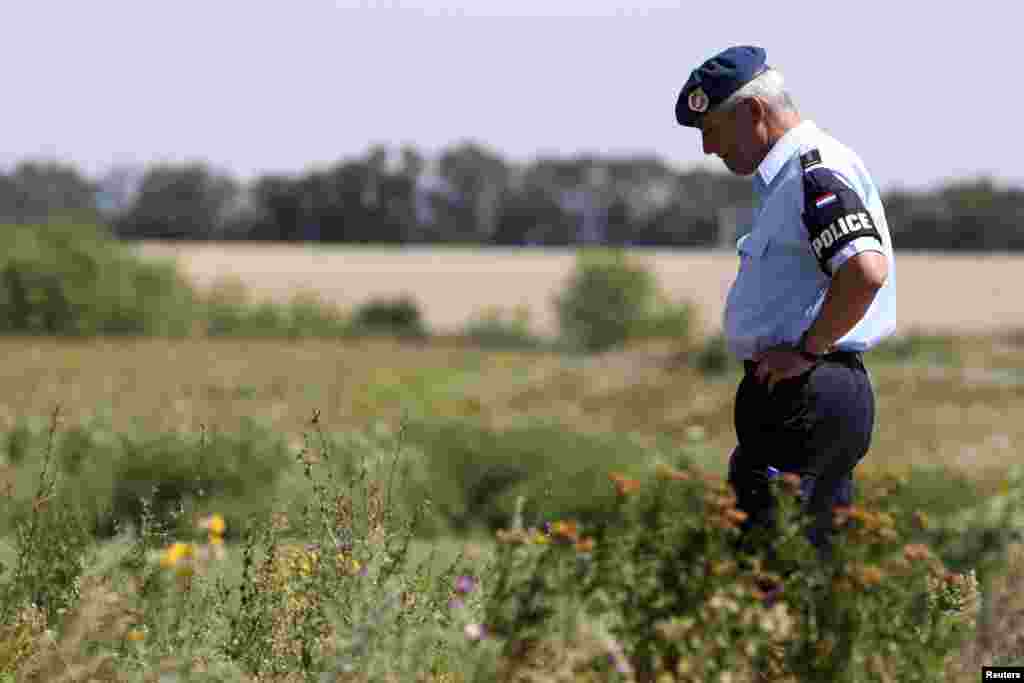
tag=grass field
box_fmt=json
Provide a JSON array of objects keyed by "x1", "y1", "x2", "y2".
[
  {"x1": 1, "y1": 334, "x2": 1020, "y2": 483},
  {"x1": 4, "y1": 240, "x2": 1024, "y2": 679},
  {"x1": 134, "y1": 242, "x2": 1024, "y2": 338},
  {"x1": 2, "y1": 333, "x2": 1023, "y2": 680}
]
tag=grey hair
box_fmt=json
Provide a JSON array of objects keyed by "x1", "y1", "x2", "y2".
[{"x1": 716, "y1": 68, "x2": 796, "y2": 115}]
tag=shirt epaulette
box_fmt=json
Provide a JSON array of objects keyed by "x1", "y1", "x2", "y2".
[{"x1": 799, "y1": 149, "x2": 822, "y2": 171}]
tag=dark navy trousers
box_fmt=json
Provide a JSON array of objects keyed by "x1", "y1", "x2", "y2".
[{"x1": 727, "y1": 352, "x2": 875, "y2": 560}]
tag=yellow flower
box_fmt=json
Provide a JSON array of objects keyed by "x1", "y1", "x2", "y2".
[
  {"x1": 160, "y1": 542, "x2": 194, "y2": 568},
  {"x1": 126, "y1": 628, "x2": 145, "y2": 642},
  {"x1": 528, "y1": 528, "x2": 550, "y2": 545},
  {"x1": 912, "y1": 510, "x2": 930, "y2": 530},
  {"x1": 200, "y1": 513, "x2": 227, "y2": 536},
  {"x1": 208, "y1": 534, "x2": 224, "y2": 546},
  {"x1": 336, "y1": 553, "x2": 362, "y2": 576}
]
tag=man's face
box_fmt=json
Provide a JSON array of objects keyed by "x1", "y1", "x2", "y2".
[{"x1": 699, "y1": 98, "x2": 763, "y2": 176}]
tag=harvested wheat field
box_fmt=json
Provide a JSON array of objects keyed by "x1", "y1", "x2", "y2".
[{"x1": 135, "y1": 242, "x2": 1024, "y2": 338}]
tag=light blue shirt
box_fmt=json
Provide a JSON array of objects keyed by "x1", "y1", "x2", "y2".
[{"x1": 723, "y1": 120, "x2": 896, "y2": 360}]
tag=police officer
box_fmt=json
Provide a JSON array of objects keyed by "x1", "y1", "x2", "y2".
[{"x1": 675, "y1": 46, "x2": 897, "y2": 560}]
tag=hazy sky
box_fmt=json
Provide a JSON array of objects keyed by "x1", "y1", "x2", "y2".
[{"x1": 7, "y1": 1, "x2": 1022, "y2": 191}]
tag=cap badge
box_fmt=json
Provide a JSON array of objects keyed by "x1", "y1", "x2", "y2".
[{"x1": 688, "y1": 87, "x2": 709, "y2": 113}]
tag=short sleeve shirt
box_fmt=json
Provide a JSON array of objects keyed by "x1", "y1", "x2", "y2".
[{"x1": 723, "y1": 120, "x2": 896, "y2": 360}]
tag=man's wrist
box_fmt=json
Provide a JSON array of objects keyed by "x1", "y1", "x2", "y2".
[{"x1": 797, "y1": 329, "x2": 828, "y2": 359}]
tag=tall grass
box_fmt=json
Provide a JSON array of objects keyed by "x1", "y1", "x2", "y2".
[{"x1": 1, "y1": 407, "x2": 1018, "y2": 681}]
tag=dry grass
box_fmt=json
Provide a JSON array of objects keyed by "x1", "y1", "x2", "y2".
[
  {"x1": 134, "y1": 242, "x2": 1024, "y2": 338},
  {"x1": 0, "y1": 334, "x2": 1022, "y2": 486}
]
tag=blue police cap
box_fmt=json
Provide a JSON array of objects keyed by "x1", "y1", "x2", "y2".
[{"x1": 675, "y1": 46, "x2": 769, "y2": 128}]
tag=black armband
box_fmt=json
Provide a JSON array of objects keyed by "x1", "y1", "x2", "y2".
[{"x1": 801, "y1": 164, "x2": 882, "y2": 276}]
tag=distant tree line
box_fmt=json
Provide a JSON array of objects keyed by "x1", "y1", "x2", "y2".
[{"x1": 4, "y1": 142, "x2": 1024, "y2": 250}]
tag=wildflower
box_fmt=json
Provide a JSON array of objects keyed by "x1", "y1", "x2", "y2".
[
  {"x1": 725, "y1": 509, "x2": 748, "y2": 525},
  {"x1": 160, "y1": 542, "x2": 194, "y2": 569},
  {"x1": 126, "y1": 628, "x2": 145, "y2": 642},
  {"x1": 527, "y1": 528, "x2": 550, "y2": 545},
  {"x1": 454, "y1": 575, "x2": 477, "y2": 595},
  {"x1": 448, "y1": 598, "x2": 465, "y2": 611},
  {"x1": 464, "y1": 623, "x2": 486, "y2": 640},
  {"x1": 550, "y1": 520, "x2": 579, "y2": 543},
  {"x1": 853, "y1": 564, "x2": 885, "y2": 588},
  {"x1": 199, "y1": 513, "x2": 226, "y2": 536},
  {"x1": 208, "y1": 534, "x2": 224, "y2": 547},
  {"x1": 335, "y1": 553, "x2": 362, "y2": 576},
  {"x1": 575, "y1": 537, "x2": 596, "y2": 554},
  {"x1": 903, "y1": 543, "x2": 933, "y2": 562},
  {"x1": 609, "y1": 472, "x2": 641, "y2": 497},
  {"x1": 603, "y1": 636, "x2": 634, "y2": 676},
  {"x1": 912, "y1": 510, "x2": 930, "y2": 531}
]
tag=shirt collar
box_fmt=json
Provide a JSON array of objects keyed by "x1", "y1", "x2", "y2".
[{"x1": 756, "y1": 120, "x2": 819, "y2": 186}]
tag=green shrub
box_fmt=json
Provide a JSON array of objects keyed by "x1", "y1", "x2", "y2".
[
  {"x1": 483, "y1": 463, "x2": 980, "y2": 682},
  {"x1": 349, "y1": 295, "x2": 428, "y2": 339},
  {"x1": 394, "y1": 416, "x2": 695, "y2": 535},
  {"x1": 200, "y1": 277, "x2": 351, "y2": 339},
  {"x1": 873, "y1": 332, "x2": 959, "y2": 365},
  {"x1": 460, "y1": 305, "x2": 547, "y2": 351},
  {"x1": 553, "y1": 248, "x2": 693, "y2": 353},
  {"x1": 0, "y1": 409, "x2": 93, "y2": 629},
  {"x1": 694, "y1": 332, "x2": 737, "y2": 376},
  {"x1": 0, "y1": 220, "x2": 197, "y2": 337},
  {"x1": 1, "y1": 416, "x2": 293, "y2": 539}
]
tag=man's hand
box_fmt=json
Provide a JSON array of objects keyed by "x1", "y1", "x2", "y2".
[{"x1": 752, "y1": 346, "x2": 817, "y2": 391}]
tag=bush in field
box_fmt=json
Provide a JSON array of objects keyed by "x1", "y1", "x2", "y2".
[
  {"x1": 873, "y1": 331, "x2": 959, "y2": 365},
  {"x1": 200, "y1": 275, "x2": 352, "y2": 338},
  {"x1": 0, "y1": 220, "x2": 197, "y2": 336},
  {"x1": 349, "y1": 294, "x2": 428, "y2": 339},
  {"x1": 483, "y1": 463, "x2": 985, "y2": 683},
  {"x1": 460, "y1": 304, "x2": 548, "y2": 350},
  {"x1": 1, "y1": 415, "x2": 293, "y2": 539},
  {"x1": 694, "y1": 332, "x2": 737, "y2": 377},
  {"x1": 392, "y1": 416, "x2": 685, "y2": 535},
  {"x1": 0, "y1": 415, "x2": 497, "y2": 681},
  {"x1": 553, "y1": 248, "x2": 693, "y2": 353}
]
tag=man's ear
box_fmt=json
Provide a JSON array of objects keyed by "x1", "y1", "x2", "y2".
[{"x1": 746, "y1": 97, "x2": 767, "y2": 125}]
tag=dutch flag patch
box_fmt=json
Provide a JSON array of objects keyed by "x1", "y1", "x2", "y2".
[{"x1": 814, "y1": 192, "x2": 837, "y2": 209}]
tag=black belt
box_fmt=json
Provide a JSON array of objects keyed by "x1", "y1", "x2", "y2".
[{"x1": 744, "y1": 349, "x2": 863, "y2": 375}]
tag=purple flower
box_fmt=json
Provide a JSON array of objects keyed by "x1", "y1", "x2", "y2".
[
  {"x1": 762, "y1": 584, "x2": 785, "y2": 607},
  {"x1": 448, "y1": 598, "x2": 465, "y2": 611},
  {"x1": 455, "y1": 575, "x2": 477, "y2": 595}
]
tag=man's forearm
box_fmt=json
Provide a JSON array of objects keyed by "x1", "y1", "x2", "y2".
[{"x1": 802, "y1": 252, "x2": 887, "y2": 355}]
